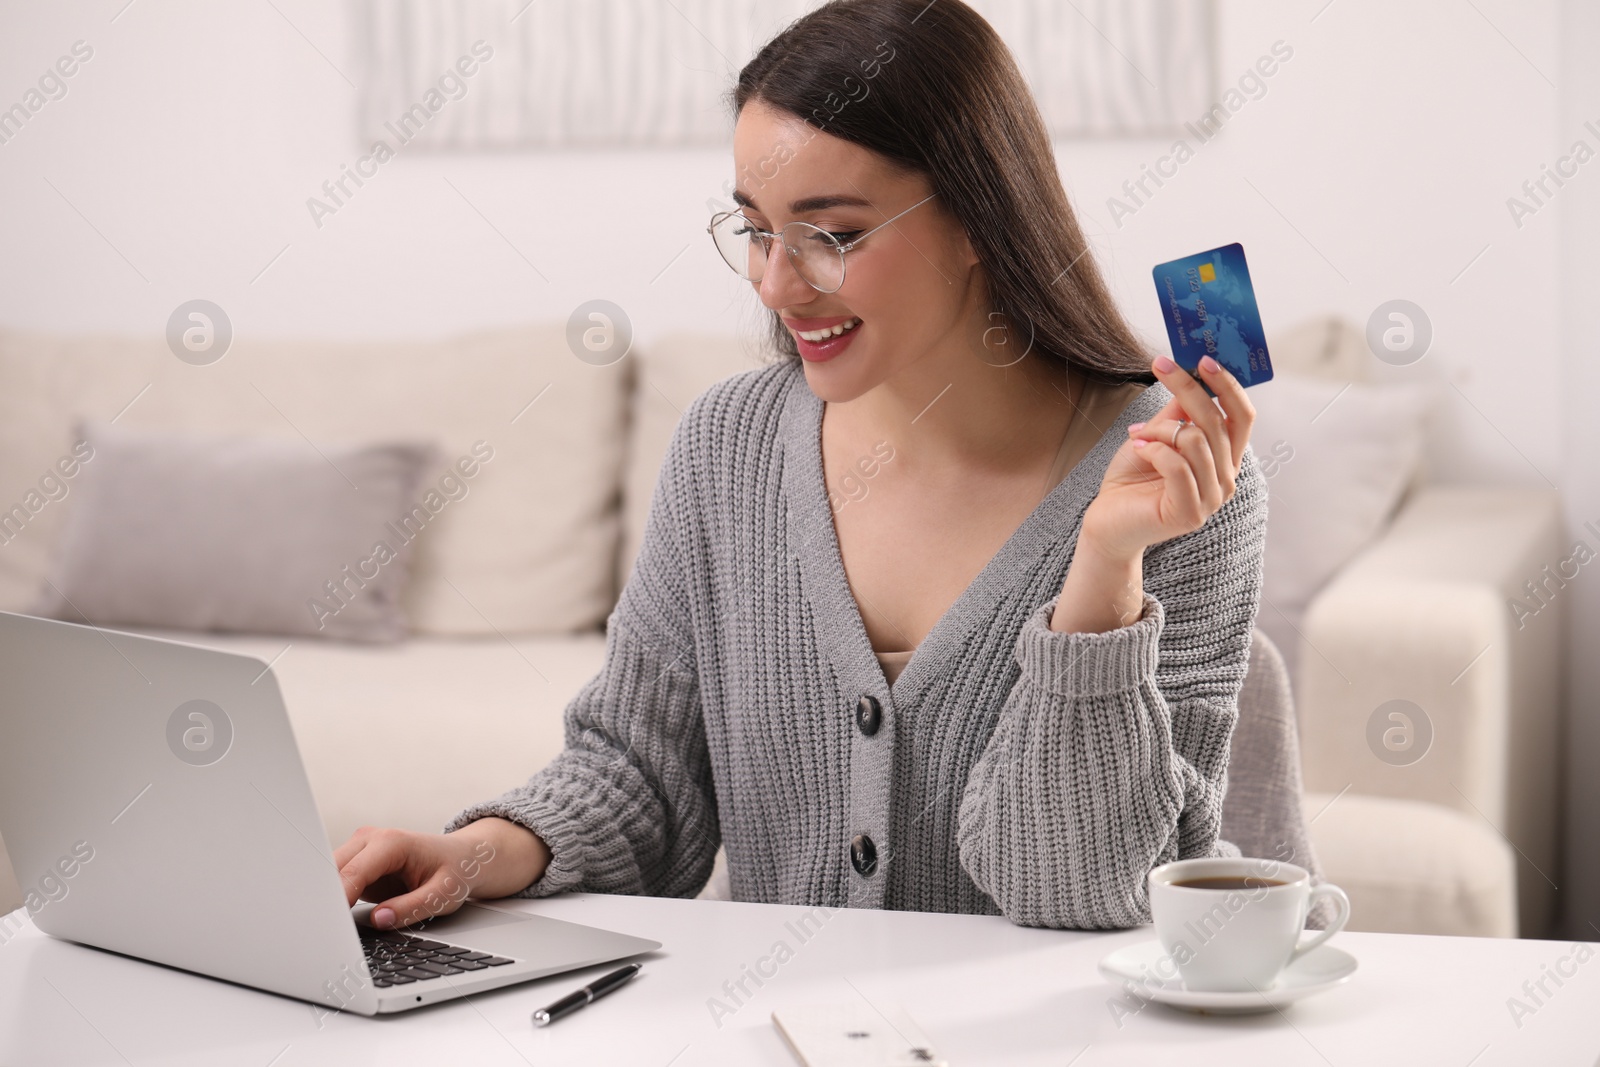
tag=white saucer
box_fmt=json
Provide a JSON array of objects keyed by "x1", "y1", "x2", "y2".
[{"x1": 1097, "y1": 939, "x2": 1357, "y2": 1014}]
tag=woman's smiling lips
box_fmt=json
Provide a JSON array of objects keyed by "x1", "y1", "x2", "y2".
[
  {"x1": 783, "y1": 314, "x2": 863, "y2": 362},
  {"x1": 784, "y1": 315, "x2": 864, "y2": 364}
]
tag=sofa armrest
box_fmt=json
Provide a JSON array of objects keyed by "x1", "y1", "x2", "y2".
[{"x1": 1294, "y1": 485, "x2": 1565, "y2": 935}]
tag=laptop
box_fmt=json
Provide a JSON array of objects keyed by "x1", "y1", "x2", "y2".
[{"x1": 0, "y1": 609, "x2": 660, "y2": 1016}]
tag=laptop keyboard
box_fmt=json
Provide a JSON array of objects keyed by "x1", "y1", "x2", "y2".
[{"x1": 359, "y1": 929, "x2": 516, "y2": 988}]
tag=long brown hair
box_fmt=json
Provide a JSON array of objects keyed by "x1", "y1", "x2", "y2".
[{"x1": 729, "y1": 0, "x2": 1157, "y2": 388}]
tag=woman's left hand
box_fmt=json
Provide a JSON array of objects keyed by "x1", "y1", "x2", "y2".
[{"x1": 1081, "y1": 354, "x2": 1256, "y2": 563}]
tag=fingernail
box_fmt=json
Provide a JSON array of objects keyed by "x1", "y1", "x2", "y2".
[
  {"x1": 374, "y1": 907, "x2": 395, "y2": 929},
  {"x1": 1154, "y1": 356, "x2": 1177, "y2": 373},
  {"x1": 1201, "y1": 355, "x2": 1220, "y2": 373},
  {"x1": 1128, "y1": 421, "x2": 1145, "y2": 433},
  {"x1": 1132, "y1": 438, "x2": 1147, "y2": 449}
]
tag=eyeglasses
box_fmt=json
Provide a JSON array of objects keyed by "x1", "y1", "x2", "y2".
[{"x1": 706, "y1": 192, "x2": 938, "y2": 294}]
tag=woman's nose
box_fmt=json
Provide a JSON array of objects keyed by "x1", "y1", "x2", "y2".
[{"x1": 758, "y1": 236, "x2": 815, "y2": 309}]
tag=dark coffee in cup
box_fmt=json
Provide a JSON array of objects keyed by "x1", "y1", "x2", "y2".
[{"x1": 1172, "y1": 876, "x2": 1287, "y2": 891}]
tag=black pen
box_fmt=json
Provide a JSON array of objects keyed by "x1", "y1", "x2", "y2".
[{"x1": 531, "y1": 962, "x2": 643, "y2": 1026}]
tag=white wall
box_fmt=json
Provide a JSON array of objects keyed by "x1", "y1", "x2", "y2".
[
  {"x1": 0, "y1": 0, "x2": 1589, "y2": 929},
  {"x1": 0, "y1": 2, "x2": 1564, "y2": 482},
  {"x1": 0, "y1": 0, "x2": 1567, "y2": 483},
  {"x1": 1084, "y1": 0, "x2": 1564, "y2": 489}
]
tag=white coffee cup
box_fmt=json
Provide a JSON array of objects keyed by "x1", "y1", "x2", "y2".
[{"x1": 1147, "y1": 857, "x2": 1351, "y2": 993}]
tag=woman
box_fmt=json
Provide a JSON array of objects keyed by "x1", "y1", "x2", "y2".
[{"x1": 336, "y1": 0, "x2": 1265, "y2": 931}]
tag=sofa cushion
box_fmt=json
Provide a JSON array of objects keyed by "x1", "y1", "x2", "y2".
[
  {"x1": 0, "y1": 324, "x2": 629, "y2": 636},
  {"x1": 1249, "y1": 372, "x2": 1436, "y2": 680},
  {"x1": 1302, "y1": 791, "x2": 1517, "y2": 937},
  {"x1": 617, "y1": 331, "x2": 770, "y2": 589},
  {"x1": 30, "y1": 421, "x2": 437, "y2": 641}
]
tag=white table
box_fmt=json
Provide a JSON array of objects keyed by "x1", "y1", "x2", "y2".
[{"x1": 0, "y1": 894, "x2": 1595, "y2": 1066}]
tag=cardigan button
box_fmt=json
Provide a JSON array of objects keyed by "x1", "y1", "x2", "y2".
[
  {"x1": 855, "y1": 695, "x2": 882, "y2": 736},
  {"x1": 850, "y1": 833, "x2": 878, "y2": 876}
]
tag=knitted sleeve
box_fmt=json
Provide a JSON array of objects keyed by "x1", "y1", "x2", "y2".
[
  {"x1": 441, "y1": 404, "x2": 718, "y2": 899},
  {"x1": 955, "y1": 444, "x2": 1268, "y2": 929}
]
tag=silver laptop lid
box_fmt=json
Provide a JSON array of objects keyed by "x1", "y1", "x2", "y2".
[{"x1": 0, "y1": 610, "x2": 376, "y2": 1016}]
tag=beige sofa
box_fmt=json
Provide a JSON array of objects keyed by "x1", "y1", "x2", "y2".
[{"x1": 0, "y1": 322, "x2": 1563, "y2": 938}]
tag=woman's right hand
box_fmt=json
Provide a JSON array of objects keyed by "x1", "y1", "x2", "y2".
[{"x1": 334, "y1": 817, "x2": 551, "y2": 929}]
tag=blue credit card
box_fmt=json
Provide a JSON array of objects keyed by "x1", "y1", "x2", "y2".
[{"x1": 1151, "y1": 242, "x2": 1274, "y2": 394}]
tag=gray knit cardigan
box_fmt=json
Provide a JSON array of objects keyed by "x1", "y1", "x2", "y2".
[{"x1": 445, "y1": 357, "x2": 1267, "y2": 929}]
